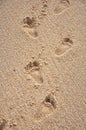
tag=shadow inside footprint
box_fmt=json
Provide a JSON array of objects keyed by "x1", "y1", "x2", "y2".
[
  {"x1": 63, "y1": 37, "x2": 73, "y2": 45},
  {"x1": 43, "y1": 94, "x2": 57, "y2": 109}
]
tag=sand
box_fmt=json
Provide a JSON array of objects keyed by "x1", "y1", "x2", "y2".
[{"x1": 0, "y1": 0, "x2": 86, "y2": 130}]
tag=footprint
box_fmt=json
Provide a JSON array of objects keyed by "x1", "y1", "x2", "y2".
[
  {"x1": 24, "y1": 61, "x2": 43, "y2": 84},
  {"x1": 21, "y1": 17, "x2": 38, "y2": 39},
  {"x1": 54, "y1": 0, "x2": 70, "y2": 15},
  {"x1": 34, "y1": 93, "x2": 57, "y2": 122},
  {"x1": 55, "y1": 37, "x2": 73, "y2": 57},
  {"x1": 0, "y1": 118, "x2": 6, "y2": 130}
]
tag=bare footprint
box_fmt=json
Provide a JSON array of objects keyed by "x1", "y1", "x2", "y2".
[
  {"x1": 54, "y1": 0, "x2": 70, "y2": 15},
  {"x1": 55, "y1": 37, "x2": 73, "y2": 57},
  {"x1": 0, "y1": 118, "x2": 6, "y2": 130},
  {"x1": 21, "y1": 17, "x2": 38, "y2": 39},
  {"x1": 34, "y1": 93, "x2": 57, "y2": 122},
  {"x1": 24, "y1": 61, "x2": 43, "y2": 84}
]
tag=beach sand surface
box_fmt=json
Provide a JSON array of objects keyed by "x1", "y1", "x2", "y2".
[{"x1": 0, "y1": 0, "x2": 86, "y2": 129}]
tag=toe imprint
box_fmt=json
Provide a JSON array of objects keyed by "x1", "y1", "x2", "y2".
[{"x1": 23, "y1": 17, "x2": 36, "y2": 28}]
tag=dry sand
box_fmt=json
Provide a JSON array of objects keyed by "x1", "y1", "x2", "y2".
[{"x1": 0, "y1": 0, "x2": 86, "y2": 130}]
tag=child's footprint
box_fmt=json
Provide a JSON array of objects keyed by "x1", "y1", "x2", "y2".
[
  {"x1": 54, "y1": 0, "x2": 70, "y2": 15},
  {"x1": 34, "y1": 93, "x2": 57, "y2": 122},
  {"x1": 24, "y1": 61, "x2": 43, "y2": 84},
  {"x1": 21, "y1": 17, "x2": 38, "y2": 39},
  {"x1": 55, "y1": 37, "x2": 73, "y2": 57}
]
